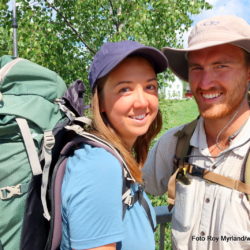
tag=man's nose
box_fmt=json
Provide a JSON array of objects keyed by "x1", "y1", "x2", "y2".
[{"x1": 198, "y1": 70, "x2": 215, "y2": 90}]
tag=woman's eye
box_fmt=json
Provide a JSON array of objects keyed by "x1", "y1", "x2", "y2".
[
  {"x1": 147, "y1": 84, "x2": 157, "y2": 90},
  {"x1": 119, "y1": 87, "x2": 130, "y2": 93}
]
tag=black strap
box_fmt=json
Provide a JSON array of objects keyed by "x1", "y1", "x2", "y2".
[
  {"x1": 188, "y1": 164, "x2": 205, "y2": 178},
  {"x1": 122, "y1": 181, "x2": 155, "y2": 232},
  {"x1": 140, "y1": 196, "x2": 156, "y2": 232}
]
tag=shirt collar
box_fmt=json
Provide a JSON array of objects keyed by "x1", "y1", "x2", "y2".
[{"x1": 189, "y1": 116, "x2": 250, "y2": 158}]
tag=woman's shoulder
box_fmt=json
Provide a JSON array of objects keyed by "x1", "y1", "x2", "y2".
[
  {"x1": 65, "y1": 143, "x2": 123, "y2": 183},
  {"x1": 71, "y1": 143, "x2": 120, "y2": 167},
  {"x1": 62, "y1": 143, "x2": 123, "y2": 200}
]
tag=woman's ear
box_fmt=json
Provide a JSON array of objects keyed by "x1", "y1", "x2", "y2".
[{"x1": 100, "y1": 97, "x2": 106, "y2": 112}]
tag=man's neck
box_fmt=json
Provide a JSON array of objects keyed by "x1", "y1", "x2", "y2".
[{"x1": 204, "y1": 105, "x2": 250, "y2": 156}]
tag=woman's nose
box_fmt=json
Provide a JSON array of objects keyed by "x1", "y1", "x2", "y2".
[{"x1": 133, "y1": 88, "x2": 148, "y2": 108}]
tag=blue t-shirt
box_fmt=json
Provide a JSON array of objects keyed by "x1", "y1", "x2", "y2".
[{"x1": 60, "y1": 144, "x2": 156, "y2": 250}]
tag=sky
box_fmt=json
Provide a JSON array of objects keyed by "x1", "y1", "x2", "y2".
[
  {"x1": 192, "y1": 0, "x2": 250, "y2": 24},
  {"x1": 182, "y1": 0, "x2": 250, "y2": 47},
  {"x1": 168, "y1": 0, "x2": 250, "y2": 91}
]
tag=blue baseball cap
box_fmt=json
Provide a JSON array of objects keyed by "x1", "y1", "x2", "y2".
[{"x1": 89, "y1": 40, "x2": 168, "y2": 90}]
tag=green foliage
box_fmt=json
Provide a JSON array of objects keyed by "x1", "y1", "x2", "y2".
[{"x1": 1, "y1": 0, "x2": 211, "y2": 90}]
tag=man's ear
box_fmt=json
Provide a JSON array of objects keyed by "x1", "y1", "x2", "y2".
[{"x1": 247, "y1": 65, "x2": 250, "y2": 81}]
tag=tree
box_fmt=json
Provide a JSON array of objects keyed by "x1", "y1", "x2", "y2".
[{"x1": 1, "y1": 0, "x2": 211, "y2": 93}]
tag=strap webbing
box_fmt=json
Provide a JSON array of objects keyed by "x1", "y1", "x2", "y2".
[
  {"x1": 167, "y1": 167, "x2": 180, "y2": 205},
  {"x1": 0, "y1": 58, "x2": 23, "y2": 83},
  {"x1": 168, "y1": 163, "x2": 250, "y2": 205},
  {"x1": 173, "y1": 119, "x2": 198, "y2": 172},
  {"x1": 16, "y1": 118, "x2": 42, "y2": 175},
  {"x1": 191, "y1": 165, "x2": 250, "y2": 195},
  {"x1": 122, "y1": 183, "x2": 156, "y2": 232},
  {"x1": 244, "y1": 147, "x2": 250, "y2": 200},
  {"x1": 41, "y1": 130, "x2": 55, "y2": 221},
  {"x1": 140, "y1": 196, "x2": 156, "y2": 232}
]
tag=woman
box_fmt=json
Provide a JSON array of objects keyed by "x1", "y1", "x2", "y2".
[{"x1": 60, "y1": 40, "x2": 168, "y2": 250}]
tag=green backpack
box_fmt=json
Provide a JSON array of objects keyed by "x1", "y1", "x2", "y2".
[
  {"x1": 0, "y1": 55, "x2": 154, "y2": 250},
  {"x1": 0, "y1": 55, "x2": 68, "y2": 250}
]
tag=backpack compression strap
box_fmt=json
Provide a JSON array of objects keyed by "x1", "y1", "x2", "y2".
[{"x1": 16, "y1": 118, "x2": 42, "y2": 175}]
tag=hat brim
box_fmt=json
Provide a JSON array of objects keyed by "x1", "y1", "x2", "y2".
[
  {"x1": 98, "y1": 46, "x2": 168, "y2": 80},
  {"x1": 162, "y1": 38, "x2": 250, "y2": 82}
]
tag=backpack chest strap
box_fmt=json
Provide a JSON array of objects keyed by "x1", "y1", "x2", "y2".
[
  {"x1": 168, "y1": 163, "x2": 250, "y2": 205},
  {"x1": 189, "y1": 164, "x2": 250, "y2": 194}
]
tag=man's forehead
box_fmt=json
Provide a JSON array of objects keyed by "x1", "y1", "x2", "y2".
[{"x1": 187, "y1": 44, "x2": 245, "y2": 61}]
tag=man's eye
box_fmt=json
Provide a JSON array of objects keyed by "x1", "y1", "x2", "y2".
[
  {"x1": 190, "y1": 66, "x2": 202, "y2": 71},
  {"x1": 216, "y1": 64, "x2": 227, "y2": 69}
]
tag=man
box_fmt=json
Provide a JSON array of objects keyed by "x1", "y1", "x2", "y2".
[{"x1": 143, "y1": 15, "x2": 250, "y2": 249}]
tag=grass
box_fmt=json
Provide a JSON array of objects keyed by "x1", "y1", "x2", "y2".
[
  {"x1": 159, "y1": 98, "x2": 199, "y2": 136},
  {"x1": 150, "y1": 98, "x2": 199, "y2": 249}
]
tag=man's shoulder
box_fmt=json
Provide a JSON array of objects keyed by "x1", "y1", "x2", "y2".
[
  {"x1": 158, "y1": 123, "x2": 187, "y2": 142},
  {"x1": 156, "y1": 118, "x2": 201, "y2": 150}
]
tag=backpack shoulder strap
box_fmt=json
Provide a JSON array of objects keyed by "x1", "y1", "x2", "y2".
[
  {"x1": 168, "y1": 118, "x2": 198, "y2": 206},
  {"x1": 244, "y1": 147, "x2": 250, "y2": 200},
  {"x1": 48, "y1": 133, "x2": 128, "y2": 250},
  {"x1": 48, "y1": 127, "x2": 155, "y2": 250},
  {"x1": 173, "y1": 118, "x2": 198, "y2": 171}
]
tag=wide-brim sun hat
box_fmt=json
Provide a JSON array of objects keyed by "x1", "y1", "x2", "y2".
[
  {"x1": 162, "y1": 15, "x2": 250, "y2": 82},
  {"x1": 89, "y1": 40, "x2": 168, "y2": 90}
]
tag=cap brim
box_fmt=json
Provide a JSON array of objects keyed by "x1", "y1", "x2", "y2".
[{"x1": 162, "y1": 38, "x2": 250, "y2": 82}]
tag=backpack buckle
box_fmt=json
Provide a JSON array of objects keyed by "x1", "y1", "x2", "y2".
[
  {"x1": 124, "y1": 194, "x2": 135, "y2": 207},
  {"x1": 0, "y1": 184, "x2": 22, "y2": 200},
  {"x1": 177, "y1": 165, "x2": 191, "y2": 185},
  {"x1": 44, "y1": 131, "x2": 55, "y2": 151}
]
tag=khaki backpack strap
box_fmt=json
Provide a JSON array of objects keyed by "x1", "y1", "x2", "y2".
[
  {"x1": 16, "y1": 118, "x2": 42, "y2": 175},
  {"x1": 0, "y1": 58, "x2": 23, "y2": 83},
  {"x1": 0, "y1": 58, "x2": 23, "y2": 102},
  {"x1": 167, "y1": 167, "x2": 181, "y2": 205},
  {"x1": 169, "y1": 163, "x2": 250, "y2": 205},
  {"x1": 41, "y1": 130, "x2": 55, "y2": 221},
  {"x1": 244, "y1": 148, "x2": 250, "y2": 200},
  {"x1": 168, "y1": 119, "x2": 198, "y2": 206},
  {"x1": 173, "y1": 119, "x2": 198, "y2": 170},
  {"x1": 188, "y1": 164, "x2": 250, "y2": 195}
]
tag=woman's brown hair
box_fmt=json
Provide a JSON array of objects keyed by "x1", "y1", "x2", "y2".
[{"x1": 90, "y1": 69, "x2": 162, "y2": 183}]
